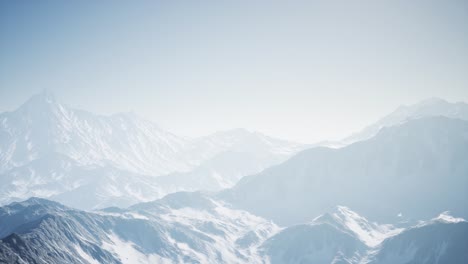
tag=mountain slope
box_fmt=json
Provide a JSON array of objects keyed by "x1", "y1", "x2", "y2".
[
  {"x1": 260, "y1": 207, "x2": 468, "y2": 264},
  {"x1": 224, "y1": 117, "x2": 468, "y2": 225},
  {"x1": 0, "y1": 92, "x2": 304, "y2": 177},
  {"x1": 0, "y1": 92, "x2": 305, "y2": 209},
  {"x1": 343, "y1": 98, "x2": 468, "y2": 144},
  {"x1": 311, "y1": 206, "x2": 404, "y2": 247},
  {"x1": 0, "y1": 92, "x2": 192, "y2": 176},
  {"x1": 365, "y1": 215, "x2": 468, "y2": 264},
  {"x1": 1, "y1": 198, "x2": 466, "y2": 264},
  {"x1": 260, "y1": 222, "x2": 366, "y2": 264},
  {"x1": 259, "y1": 206, "x2": 384, "y2": 264},
  {"x1": 0, "y1": 153, "x2": 171, "y2": 209},
  {"x1": 157, "y1": 128, "x2": 306, "y2": 192},
  {"x1": 0, "y1": 196, "x2": 279, "y2": 264}
]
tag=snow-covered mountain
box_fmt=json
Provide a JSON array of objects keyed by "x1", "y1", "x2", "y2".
[
  {"x1": 2, "y1": 198, "x2": 465, "y2": 264},
  {"x1": 0, "y1": 153, "x2": 166, "y2": 209},
  {"x1": 364, "y1": 213, "x2": 468, "y2": 264},
  {"x1": 2, "y1": 94, "x2": 468, "y2": 263},
  {"x1": 160, "y1": 128, "x2": 305, "y2": 192},
  {"x1": 0, "y1": 195, "x2": 279, "y2": 263},
  {"x1": 224, "y1": 116, "x2": 468, "y2": 225},
  {"x1": 0, "y1": 92, "x2": 305, "y2": 209},
  {"x1": 259, "y1": 206, "x2": 379, "y2": 264},
  {"x1": 0, "y1": 92, "x2": 190, "y2": 176},
  {"x1": 311, "y1": 206, "x2": 404, "y2": 248},
  {"x1": 343, "y1": 98, "x2": 468, "y2": 144},
  {"x1": 260, "y1": 206, "x2": 467, "y2": 264},
  {"x1": 261, "y1": 218, "x2": 366, "y2": 264},
  {"x1": 0, "y1": 92, "x2": 304, "y2": 176}
]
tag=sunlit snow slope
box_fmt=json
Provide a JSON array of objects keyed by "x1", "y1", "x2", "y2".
[{"x1": 0, "y1": 92, "x2": 305, "y2": 209}]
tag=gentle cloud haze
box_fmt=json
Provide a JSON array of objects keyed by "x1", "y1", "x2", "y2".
[{"x1": 1, "y1": 0, "x2": 467, "y2": 142}]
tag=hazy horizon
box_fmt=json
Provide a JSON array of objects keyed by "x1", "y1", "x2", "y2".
[
  {"x1": 1, "y1": 0, "x2": 468, "y2": 143},
  {"x1": 2, "y1": 91, "x2": 468, "y2": 144},
  {"x1": 1, "y1": 2, "x2": 468, "y2": 262}
]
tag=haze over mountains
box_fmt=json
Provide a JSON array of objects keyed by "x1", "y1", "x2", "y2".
[
  {"x1": 224, "y1": 116, "x2": 468, "y2": 224},
  {"x1": 0, "y1": 92, "x2": 305, "y2": 209},
  {"x1": 341, "y1": 97, "x2": 468, "y2": 145},
  {"x1": 1, "y1": 93, "x2": 468, "y2": 263}
]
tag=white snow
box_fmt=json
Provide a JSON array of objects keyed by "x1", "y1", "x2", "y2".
[
  {"x1": 102, "y1": 233, "x2": 173, "y2": 264},
  {"x1": 312, "y1": 206, "x2": 404, "y2": 247},
  {"x1": 433, "y1": 211, "x2": 466, "y2": 223},
  {"x1": 74, "y1": 245, "x2": 100, "y2": 264},
  {"x1": 0, "y1": 92, "x2": 306, "y2": 209}
]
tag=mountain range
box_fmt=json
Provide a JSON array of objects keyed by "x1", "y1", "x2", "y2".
[
  {"x1": 1, "y1": 197, "x2": 466, "y2": 263},
  {"x1": 0, "y1": 92, "x2": 305, "y2": 209},
  {"x1": 342, "y1": 97, "x2": 468, "y2": 144},
  {"x1": 1, "y1": 94, "x2": 468, "y2": 263},
  {"x1": 224, "y1": 116, "x2": 468, "y2": 225}
]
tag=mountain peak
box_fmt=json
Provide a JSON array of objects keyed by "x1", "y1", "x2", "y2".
[
  {"x1": 343, "y1": 97, "x2": 468, "y2": 144},
  {"x1": 311, "y1": 206, "x2": 404, "y2": 247},
  {"x1": 216, "y1": 128, "x2": 252, "y2": 137},
  {"x1": 418, "y1": 97, "x2": 450, "y2": 105},
  {"x1": 313, "y1": 206, "x2": 362, "y2": 225},
  {"x1": 417, "y1": 97, "x2": 449, "y2": 106},
  {"x1": 3, "y1": 198, "x2": 68, "y2": 215},
  {"x1": 397, "y1": 97, "x2": 449, "y2": 110},
  {"x1": 17, "y1": 197, "x2": 64, "y2": 207},
  {"x1": 432, "y1": 211, "x2": 466, "y2": 224},
  {"x1": 19, "y1": 90, "x2": 61, "y2": 112},
  {"x1": 30, "y1": 90, "x2": 57, "y2": 104}
]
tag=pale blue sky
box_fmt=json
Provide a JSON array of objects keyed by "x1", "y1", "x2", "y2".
[{"x1": 1, "y1": 0, "x2": 467, "y2": 143}]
